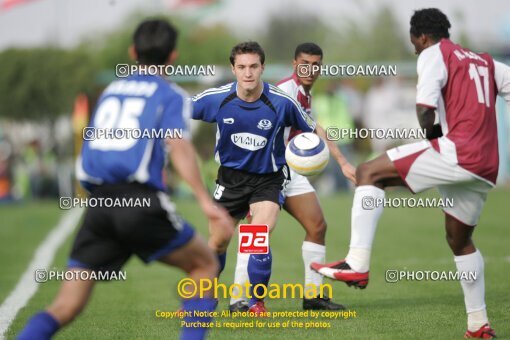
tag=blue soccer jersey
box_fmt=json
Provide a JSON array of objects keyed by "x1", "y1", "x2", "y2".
[
  {"x1": 77, "y1": 74, "x2": 191, "y2": 192},
  {"x1": 191, "y1": 82, "x2": 316, "y2": 174}
]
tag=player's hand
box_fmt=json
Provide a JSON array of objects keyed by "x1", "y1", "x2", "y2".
[{"x1": 341, "y1": 162, "x2": 357, "y2": 185}]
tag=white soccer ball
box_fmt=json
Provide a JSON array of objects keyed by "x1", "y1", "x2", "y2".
[{"x1": 285, "y1": 132, "x2": 329, "y2": 176}]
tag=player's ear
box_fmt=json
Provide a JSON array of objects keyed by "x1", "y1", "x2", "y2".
[
  {"x1": 231, "y1": 64, "x2": 236, "y2": 75},
  {"x1": 167, "y1": 50, "x2": 178, "y2": 65},
  {"x1": 261, "y1": 63, "x2": 265, "y2": 73},
  {"x1": 128, "y1": 45, "x2": 137, "y2": 62},
  {"x1": 420, "y1": 34, "x2": 429, "y2": 45},
  {"x1": 292, "y1": 59, "x2": 298, "y2": 71}
]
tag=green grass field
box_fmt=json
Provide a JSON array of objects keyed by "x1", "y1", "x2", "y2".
[{"x1": 2, "y1": 189, "x2": 510, "y2": 339}]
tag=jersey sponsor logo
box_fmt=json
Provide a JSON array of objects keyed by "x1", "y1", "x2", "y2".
[
  {"x1": 257, "y1": 119, "x2": 272, "y2": 130},
  {"x1": 231, "y1": 132, "x2": 267, "y2": 151},
  {"x1": 223, "y1": 118, "x2": 235, "y2": 124}
]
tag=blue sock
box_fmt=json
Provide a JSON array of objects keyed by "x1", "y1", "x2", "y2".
[
  {"x1": 18, "y1": 311, "x2": 60, "y2": 340},
  {"x1": 180, "y1": 298, "x2": 216, "y2": 340},
  {"x1": 217, "y1": 252, "x2": 226, "y2": 276},
  {"x1": 247, "y1": 248, "x2": 272, "y2": 306}
]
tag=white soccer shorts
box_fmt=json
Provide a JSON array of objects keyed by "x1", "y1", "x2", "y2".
[
  {"x1": 386, "y1": 140, "x2": 493, "y2": 226},
  {"x1": 281, "y1": 168, "x2": 315, "y2": 198}
]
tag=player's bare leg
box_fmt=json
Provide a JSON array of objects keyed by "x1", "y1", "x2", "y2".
[
  {"x1": 444, "y1": 215, "x2": 495, "y2": 338},
  {"x1": 284, "y1": 193, "x2": 326, "y2": 245},
  {"x1": 444, "y1": 214, "x2": 476, "y2": 256},
  {"x1": 18, "y1": 269, "x2": 96, "y2": 340},
  {"x1": 159, "y1": 234, "x2": 219, "y2": 340},
  {"x1": 311, "y1": 153, "x2": 404, "y2": 288},
  {"x1": 18, "y1": 235, "x2": 218, "y2": 340},
  {"x1": 208, "y1": 218, "x2": 237, "y2": 255},
  {"x1": 208, "y1": 215, "x2": 237, "y2": 276},
  {"x1": 242, "y1": 201, "x2": 279, "y2": 315},
  {"x1": 284, "y1": 192, "x2": 345, "y2": 310},
  {"x1": 159, "y1": 233, "x2": 219, "y2": 285},
  {"x1": 355, "y1": 153, "x2": 403, "y2": 187},
  {"x1": 45, "y1": 272, "x2": 95, "y2": 326},
  {"x1": 250, "y1": 200, "x2": 280, "y2": 230}
]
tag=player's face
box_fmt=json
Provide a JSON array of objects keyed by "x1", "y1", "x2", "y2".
[
  {"x1": 293, "y1": 53, "x2": 322, "y2": 87},
  {"x1": 410, "y1": 33, "x2": 426, "y2": 55},
  {"x1": 231, "y1": 53, "x2": 264, "y2": 92}
]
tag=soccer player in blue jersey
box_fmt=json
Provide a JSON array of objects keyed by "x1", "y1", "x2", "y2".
[
  {"x1": 18, "y1": 19, "x2": 232, "y2": 340},
  {"x1": 230, "y1": 43, "x2": 353, "y2": 312},
  {"x1": 191, "y1": 42, "x2": 343, "y2": 314}
]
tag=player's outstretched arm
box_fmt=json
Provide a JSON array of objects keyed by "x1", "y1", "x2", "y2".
[
  {"x1": 416, "y1": 105, "x2": 442, "y2": 140},
  {"x1": 314, "y1": 123, "x2": 357, "y2": 185},
  {"x1": 166, "y1": 138, "x2": 233, "y2": 228}
]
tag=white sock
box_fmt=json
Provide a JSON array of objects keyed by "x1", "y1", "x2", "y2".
[
  {"x1": 345, "y1": 185, "x2": 385, "y2": 272},
  {"x1": 345, "y1": 248, "x2": 371, "y2": 273},
  {"x1": 230, "y1": 253, "x2": 250, "y2": 305},
  {"x1": 454, "y1": 249, "x2": 489, "y2": 331},
  {"x1": 302, "y1": 241, "x2": 326, "y2": 293}
]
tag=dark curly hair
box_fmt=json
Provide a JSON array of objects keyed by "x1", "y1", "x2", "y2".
[
  {"x1": 229, "y1": 41, "x2": 265, "y2": 66},
  {"x1": 410, "y1": 8, "x2": 451, "y2": 41}
]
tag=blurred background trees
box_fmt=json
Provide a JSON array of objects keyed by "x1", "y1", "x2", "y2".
[{"x1": 0, "y1": 7, "x2": 415, "y2": 122}]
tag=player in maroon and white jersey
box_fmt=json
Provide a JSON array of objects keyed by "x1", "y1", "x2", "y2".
[
  {"x1": 277, "y1": 72, "x2": 311, "y2": 142},
  {"x1": 312, "y1": 8, "x2": 510, "y2": 338},
  {"x1": 230, "y1": 43, "x2": 356, "y2": 312}
]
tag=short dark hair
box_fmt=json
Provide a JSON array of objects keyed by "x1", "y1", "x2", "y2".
[
  {"x1": 133, "y1": 19, "x2": 178, "y2": 65},
  {"x1": 294, "y1": 42, "x2": 323, "y2": 59},
  {"x1": 229, "y1": 41, "x2": 265, "y2": 66},
  {"x1": 410, "y1": 8, "x2": 451, "y2": 41}
]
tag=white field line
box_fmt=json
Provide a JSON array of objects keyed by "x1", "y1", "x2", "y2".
[{"x1": 0, "y1": 208, "x2": 83, "y2": 339}]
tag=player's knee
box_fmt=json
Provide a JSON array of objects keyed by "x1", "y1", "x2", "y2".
[
  {"x1": 193, "y1": 254, "x2": 219, "y2": 280},
  {"x1": 356, "y1": 162, "x2": 375, "y2": 185},
  {"x1": 445, "y1": 233, "x2": 471, "y2": 253},
  {"x1": 307, "y1": 217, "x2": 327, "y2": 242},
  {"x1": 316, "y1": 218, "x2": 327, "y2": 237},
  {"x1": 208, "y1": 237, "x2": 230, "y2": 254},
  {"x1": 208, "y1": 226, "x2": 234, "y2": 254},
  {"x1": 445, "y1": 233, "x2": 454, "y2": 247}
]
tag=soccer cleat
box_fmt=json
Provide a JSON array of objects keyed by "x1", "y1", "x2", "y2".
[
  {"x1": 464, "y1": 324, "x2": 496, "y2": 339},
  {"x1": 310, "y1": 260, "x2": 369, "y2": 289},
  {"x1": 303, "y1": 296, "x2": 345, "y2": 310},
  {"x1": 248, "y1": 300, "x2": 269, "y2": 316},
  {"x1": 229, "y1": 300, "x2": 249, "y2": 312}
]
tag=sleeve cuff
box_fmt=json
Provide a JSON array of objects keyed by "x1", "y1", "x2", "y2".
[{"x1": 416, "y1": 102, "x2": 437, "y2": 109}]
